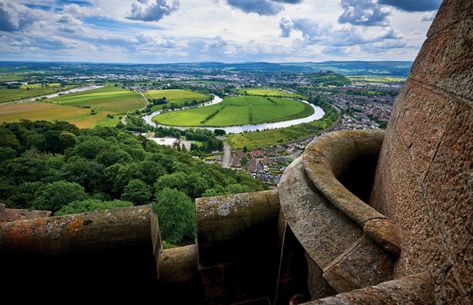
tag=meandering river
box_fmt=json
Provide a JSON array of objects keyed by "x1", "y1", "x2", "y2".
[{"x1": 142, "y1": 95, "x2": 325, "y2": 134}]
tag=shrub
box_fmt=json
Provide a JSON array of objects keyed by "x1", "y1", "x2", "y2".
[
  {"x1": 152, "y1": 188, "x2": 196, "y2": 244},
  {"x1": 121, "y1": 179, "x2": 151, "y2": 205},
  {"x1": 33, "y1": 180, "x2": 87, "y2": 212}
]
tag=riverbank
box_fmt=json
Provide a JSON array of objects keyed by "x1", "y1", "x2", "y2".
[{"x1": 143, "y1": 95, "x2": 324, "y2": 134}]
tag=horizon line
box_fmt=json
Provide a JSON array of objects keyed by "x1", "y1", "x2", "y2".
[{"x1": 0, "y1": 60, "x2": 414, "y2": 65}]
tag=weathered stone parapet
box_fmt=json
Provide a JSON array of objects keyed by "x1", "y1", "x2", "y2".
[
  {"x1": 279, "y1": 150, "x2": 396, "y2": 295},
  {"x1": 0, "y1": 205, "x2": 152, "y2": 254},
  {"x1": 302, "y1": 130, "x2": 400, "y2": 255},
  {"x1": 158, "y1": 245, "x2": 198, "y2": 283},
  {"x1": 302, "y1": 273, "x2": 434, "y2": 305},
  {"x1": 196, "y1": 190, "x2": 280, "y2": 267},
  {"x1": 0, "y1": 203, "x2": 51, "y2": 222}
]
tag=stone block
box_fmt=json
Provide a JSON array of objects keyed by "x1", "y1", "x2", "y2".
[{"x1": 322, "y1": 235, "x2": 395, "y2": 293}]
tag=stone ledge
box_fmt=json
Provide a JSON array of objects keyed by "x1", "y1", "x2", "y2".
[
  {"x1": 302, "y1": 273, "x2": 434, "y2": 305},
  {"x1": 0, "y1": 205, "x2": 151, "y2": 253},
  {"x1": 302, "y1": 130, "x2": 400, "y2": 255},
  {"x1": 0, "y1": 203, "x2": 52, "y2": 223}
]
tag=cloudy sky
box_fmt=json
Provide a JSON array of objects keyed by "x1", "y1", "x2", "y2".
[{"x1": 0, "y1": 0, "x2": 441, "y2": 63}]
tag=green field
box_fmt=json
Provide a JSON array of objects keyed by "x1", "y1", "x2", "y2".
[
  {"x1": 0, "y1": 85, "x2": 77, "y2": 104},
  {"x1": 0, "y1": 101, "x2": 117, "y2": 128},
  {"x1": 153, "y1": 95, "x2": 313, "y2": 127},
  {"x1": 349, "y1": 76, "x2": 406, "y2": 83},
  {"x1": 0, "y1": 86, "x2": 144, "y2": 128},
  {"x1": 238, "y1": 88, "x2": 303, "y2": 98},
  {"x1": 226, "y1": 102, "x2": 339, "y2": 149},
  {"x1": 144, "y1": 89, "x2": 210, "y2": 110},
  {"x1": 53, "y1": 86, "x2": 146, "y2": 113}
]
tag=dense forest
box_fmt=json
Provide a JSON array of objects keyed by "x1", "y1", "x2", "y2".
[{"x1": 0, "y1": 120, "x2": 266, "y2": 244}]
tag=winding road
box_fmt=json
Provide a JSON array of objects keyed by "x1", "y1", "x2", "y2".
[{"x1": 222, "y1": 143, "x2": 232, "y2": 168}]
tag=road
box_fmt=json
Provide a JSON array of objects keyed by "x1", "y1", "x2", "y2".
[{"x1": 222, "y1": 143, "x2": 232, "y2": 168}]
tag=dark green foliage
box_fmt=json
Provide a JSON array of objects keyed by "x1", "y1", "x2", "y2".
[
  {"x1": 55, "y1": 199, "x2": 133, "y2": 216},
  {"x1": 213, "y1": 129, "x2": 226, "y2": 136},
  {"x1": 121, "y1": 179, "x2": 151, "y2": 205},
  {"x1": 0, "y1": 126, "x2": 20, "y2": 148},
  {"x1": 0, "y1": 120, "x2": 266, "y2": 243},
  {"x1": 0, "y1": 147, "x2": 16, "y2": 163},
  {"x1": 153, "y1": 188, "x2": 196, "y2": 244},
  {"x1": 33, "y1": 180, "x2": 87, "y2": 212}
]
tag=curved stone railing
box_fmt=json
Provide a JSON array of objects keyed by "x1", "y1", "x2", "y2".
[
  {"x1": 278, "y1": 130, "x2": 400, "y2": 295},
  {"x1": 302, "y1": 130, "x2": 400, "y2": 255}
]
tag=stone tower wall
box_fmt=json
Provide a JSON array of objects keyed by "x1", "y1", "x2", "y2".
[{"x1": 370, "y1": 0, "x2": 473, "y2": 303}]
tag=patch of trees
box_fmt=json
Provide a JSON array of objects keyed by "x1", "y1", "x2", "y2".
[
  {"x1": 155, "y1": 126, "x2": 223, "y2": 153},
  {"x1": 0, "y1": 120, "x2": 266, "y2": 244},
  {"x1": 213, "y1": 129, "x2": 226, "y2": 136}
]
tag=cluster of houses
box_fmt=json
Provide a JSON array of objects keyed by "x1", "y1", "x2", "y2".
[{"x1": 225, "y1": 141, "x2": 310, "y2": 185}]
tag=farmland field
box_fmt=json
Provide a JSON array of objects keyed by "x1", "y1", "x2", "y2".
[
  {"x1": 226, "y1": 102, "x2": 339, "y2": 149},
  {"x1": 53, "y1": 86, "x2": 146, "y2": 113},
  {"x1": 144, "y1": 89, "x2": 210, "y2": 110},
  {"x1": 0, "y1": 85, "x2": 77, "y2": 104},
  {"x1": 348, "y1": 76, "x2": 406, "y2": 83},
  {"x1": 0, "y1": 102, "x2": 115, "y2": 128},
  {"x1": 0, "y1": 86, "x2": 141, "y2": 128},
  {"x1": 238, "y1": 88, "x2": 303, "y2": 98},
  {"x1": 153, "y1": 95, "x2": 313, "y2": 127}
]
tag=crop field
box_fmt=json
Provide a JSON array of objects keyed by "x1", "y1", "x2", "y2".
[
  {"x1": 0, "y1": 85, "x2": 77, "y2": 104},
  {"x1": 0, "y1": 86, "x2": 138, "y2": 128},
  {"x1": 226, "y1": 102, "x2": 340, "y2": 149},
  {"x1": 0, "y1": 102, "x2": 118, "y2": 129},
  {"x1": 53, "y1": 86, "x2": 146, "y2": 113},
  {"x1": 349, "y1": 76, "x2": 406, "y2": 83},
  {"x1": 153, "y1": 95, "x2": 313, "y2": 127},
  {"x1": 144, "y1": 89, "x2": 210, "y2": 110},
  {"x1": 238, "y1": 88, "x2": 303, "y2": 98}
]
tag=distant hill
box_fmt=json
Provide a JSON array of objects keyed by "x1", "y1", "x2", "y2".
[
  {"x1": 148, "y1": 61, "x2": 412, "y2": 76},
  {"x1": 0, "y1": 61, "x2": 413, "y2": 77}
]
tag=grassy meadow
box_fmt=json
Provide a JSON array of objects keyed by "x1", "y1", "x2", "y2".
[
  {"x1": 238, "y1": 88, "x2": 303, "y2": 98},
  {"x1": 53, "y1": 86, "x2": 146, "y2": 113},
  {"x1": 153, "y1": 95, "x2": 313, "y2": 127},
  {"x1": 0, "y1": 86, "x2": 145, "y2": 128},
  {"x1": 144, "y1": 89, "x2": 210, "y2": 110},
  {"x1": 0, "y1": 84, "x2": 77, "y2": 104},
  {"x1": 226, "y1": 102, "x2": 340, "y2": 149},
  {"x1": 0, "y1": 102, "x2": 116, "y2": 128},
  {"x1": 348, "y1": 76, "x2": 407, "y2": 83}
]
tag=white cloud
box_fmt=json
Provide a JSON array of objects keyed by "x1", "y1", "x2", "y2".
[
  {"x1": 128, "y1": 0, "x2": 179, "y2": 22},
  {"x1": 0, "y1": 0, "x2": 438, "y2": 62}
]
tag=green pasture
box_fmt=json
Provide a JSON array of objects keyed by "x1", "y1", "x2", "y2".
[
  {"x1": 144, "y1": 89, "x2": 210, "y2": 110},
  {"x1": 0, "y1": 101, "x2": 116, "y2": 128},
  {"x1": 53, "y1": 86, "x2": 146, "y2": 113},
  {"x1": 348, "y1": 76, "x2": 406, "y2": 83},
  {"x1": 226, "y1": 102, "x2": 340, "y2": 150},
  {"x1": 0, "y1": 85, "x2": 77, "y2": 104},
  {"x1": 238, "y1": 88, "x2": 303, "y2": 98},
  {"x1": 153, "y1": 95, "x2": 313, "y2": 127}
]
